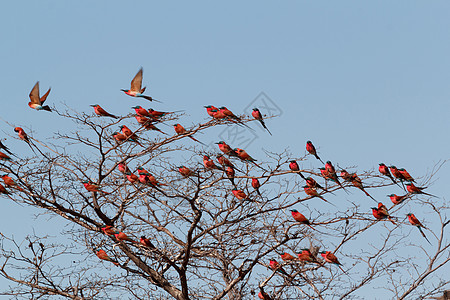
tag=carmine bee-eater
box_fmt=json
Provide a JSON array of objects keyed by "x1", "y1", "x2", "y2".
[
  {"x1": 132, "y1": 105, "x2": 150, "y2": 117},
  {"x1": 82, "y1": 181, "x2": 110, "y2": 194},
  {"x1": 140, "y1": 236, "x2": 155, "y2": 248},
  {"x1": 96, "y1": 249, "x2": 119, "y2": 266},
  {"x1": 90, "y1": 104, "x2": 118, "y2": 118},
  {"x1": 142, "y1": 121, "x2": 167, "y2": 134},
  {"x1": 379, "y1": 163, "x2": 396, "y2": 184},
  {"x1": 407, "y1": 213, "x2": 431, "y2": 244},
  {"x1": 388, "y1": 194, "x2": 409, "y2": 206},
  {"x1": 115, "y1": 231, "x2": 138, "y2": 243},
  {"x1": 252, "y1": 108, "x2": 272, "y2": 135},
  {"x1": 14, "y1": 127, "x2": 29, "y2": 142},
  {"x1": 289, "y1": 160, "x2": 306, "y2": 179},
  {"x1": 290, "y1": 209, "x2": 315, "y2": 230},
  {"x1": 134, "y1": 114, "x2": 152, "y2": 126},
  {"x1": 137, "y1": 166, "x2": 150, "y2": 175},
  {"x1": 217, "y1": 154, "x2": 234, "y2": 168},
  {"x1": 406, "y1": 183, "x2": 437, "y2": 198},
  {"x1": 178, "y1": 166, "x2": 197, "y2": 178},
  {"x1": 235, "y1": 148, "x2": 256, "y2": 162},
  {"x1": 371, "y1": 203, "x2": 396, "y2": 225},
  {"x1": 112, "y1": 132, "x2": 128, "y2": 143},
  {"x1": 216, "y1": 141, "x2": 237, "y2": 156},
  {"x1": 117, "y1": 163, "x2": 130, "y2": 174},
  {"x1": 340, "y1": 169, "x2": 353, "y2": 182},
  {"x1": 320, "y1": 251, "x2": 347, "y2": 273},
  {"x1": 173, "y1": 124, "x2": 205, "y2": 145},
  {"x1": 0, "y1": 141, "x2": 13, "y2": 156},
  {"x1": 280, "y1": 252, "x2": 295, "y2": 261},
  {"x1": 232, "y1": 188, "x2": 248, "y2": 201},
  {"x1": 0, "y1": 151, "x2": 11, "y2": 161},
  {"x1": 269, "y1": 259, "x2": 288, "y2": 276},
  {"x1": 226, "y1": 166, "x2": 236, "y2": 186},
  {"x1": 120, "y1": 125, "x2": 143, "y2": 146},
  {"x1": 121, "y1": 67, "x2": 158, "y2": 102},
  {"x1": 325, "y1": 161, "x2": 344, "y2": 188},
  {"x1": 204, "y1": 105, "x2": 219, "y2": 117},
  {"x1": 251, "y1": 178, "x2": 262, "y2": 197},
  {"x1": 1, "y1": 175, "x2": 23, "y2": 191},
  {"x1": 389, "y1": 166, "x2": 405, "y2": 181},
  {"x1": 125, "y1": 172, "x2": 139, "y2": 183},
  {"x1": 303, "y1": 186, "x2": 330, "y2": 204},
  {"x1": 398, "y1": 168, "x2": 415, "y2": 182},
  {"x1": 306, "y1": 141, "x2": 324, "y2": 164},
  {"x1": 349, "y1": 173, "x2": 376, "y2": 201},
  {"x1": 210, "y1": 108, "x2": 227, "y2": 119},
  {"x1": 101, "y1": 225, "x2": 118, "y2": 237},
  {"x1": 297, "y1": 249, "x2": 317, "y2": 263},
  {"x1": 0, "y1": 183, "x2": 11, "y2": 195},
  {"x1": 28, "y1": 81, "x2": 51, "y2": 111},
  {"x1": 203, "y1": 155, "x2": 222, "y2": 170}
]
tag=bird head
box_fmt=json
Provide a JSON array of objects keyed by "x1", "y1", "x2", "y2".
[
  {"x1": 406, "y1": 213, "x2": 412, "y2": 217},
  {"x1": 306, "y1": 140, "x2": 312, "y2": 144},
  {"x1": 140, "y1": 236, "x2": 146, "y2": 239},
  {"x1": 398, "y1": 168, "x2": 405, "y2": 171},
  {"x1": 215, "y1": 141, "x2": 224, "y2": 145},
  {"x1": 81, "y1": 180, "x2": 88, "y2": 184},
  {"x1": 326, "y1": 161, "x2": 332, "y2": 165},
  {"x1": 173, "y1": 124, "x2": 179, "y2": 127},
  {"x1": 371, "y1": 207, "x2": 377, "y2": 211},
  {"x1": 131, "y1": 106, "x2": 141, "y2": 109},
  {"x1": 204, "y1": 105, "x2": 212, "y2": 108},
  {"x1": 290, "y1": 209, "x2": 298, "y2": 213},
  {"x1": 387, "y1": 194, "x2": 395, "y2": 197},
  {"x1": 389, "y1": 165, "x2": 396, "y2": 169},
  {"x1": 252, "y1": 108, "x2": 259, "y2": 111},
  {"x1": 379, "y1": 163, "x2": 385, "y2": 166}
]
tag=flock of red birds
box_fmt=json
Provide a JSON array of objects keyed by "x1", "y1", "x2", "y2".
[{"x1": 0, "y1": 68, "x2": 436, "y2": 297}]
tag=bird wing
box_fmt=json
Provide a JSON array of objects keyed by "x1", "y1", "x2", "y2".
[
  {"x1": 40, "y1": 87, "x2": 51, "y2": 104},
  {"x1": 130, "y1": 68, "x2": 143, "y2": 92},
  {"x1": 29, "y1": 81, "x2": 41, "y2": 105}
]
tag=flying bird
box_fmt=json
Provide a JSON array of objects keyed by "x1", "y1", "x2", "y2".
[
  {"x1": 28, "y1": 81, "x2": 51, "y2": 111},
  {"x1": 121, "y1": 67, "x2": 159, "y2": 102}
]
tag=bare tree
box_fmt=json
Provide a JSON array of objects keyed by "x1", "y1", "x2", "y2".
[{"x1": 0, "y1": 106, "x2": 448, "y2": 299}]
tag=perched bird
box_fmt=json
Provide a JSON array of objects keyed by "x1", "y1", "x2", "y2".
[
  {"x1": 305, "y1": 177, "x2": 324, "y2": 190},
  {"x1": 203, "y1": 155, "x2": 222, "y2": 170},
  {"x1": 174, "y1": 124, "x2": 205, "y2": 144},
  {"x1": 28, "y1": 81, "x2": 51, "y2": 111},
  {"x1": 306, "y1": 141, "x2": 324, "y2": 164},
  {"x1": 115, "y1": 231, "x2": 137, "y2": 243},
  {"x1": 121, "y1": 68, "x2": 158, "y2": 101},
  {"x1": 0, "y1": 183, "x2": 11, "y2": 195},
  {"x1": 216, "y1": 141, "x2": 237, "y2": 156},
  {"x1": 125, "y1": 172, "x2": 139, "y2": 183},
  {"x1": 0, "y1": 141, "x2": 13, "y2": 156},
  {"x1": 232, "y1": 189, "x2": 248, "y2": 201},
  {"x1": 389, "y1": 166, "x2": 405, "y2": 181},
  {"x1": 178, "y1": 166, "x2": 197, "y2": 178},
  {"x1": 235, "y1": 148, "x2": 256, "y2": 162},
  {"x1": 297, "y1": 249, "x2": 317, "y2": 263},
  {"x1": 225, "y1": 166, "x2": 236, "y2": 186},
  {"x1": 149, "y1": 108, "x2": 177, "y2": 119},
  {"x1": 349, "y1": 173, "x2": 376, "y2": 201},
  {"x1": 251, "y1": 178, "x2": 262, "y2": 197},
  {"x1": 210, "y1": 108, "x2": 227, "y2": 119},
  {"x1": 269, "y1": 259, "x2": 288, "y2": 276},
  {"x1": 407, "y1": 213, "x2": 431, "y2": 244},
  {"x1": 388, "y1": 194, "x2": 409, "y2": 206},
  {"x1": 290, "y1": 209, "x2": 314, "y2": 230},
  {"x1": 117, "y1": 163, "x2": 130, "y2": 174},
  {"x1": 1, "y1": 175, "x2": 23, "y2": 191},
  {"x1": 96, "y1": 249, "x2": 119, "y2": 266},
  {"x1": 340, "y1": 169, "x2": 353, "y2": 182},
  {"x1": 379, "y1": 163, "x2": 396, "y2": 184},
  {"x1": 91, "y1": 105, "x2": 118, "y2": 118},
  {"x1": 217, "y1": 154, "x2": 235, "y2": 168},
  {"x1": 406, "y1": 183, "x2": 437, "y2": 198},
  {"x1": 324, "y1": 161, "x2": 344, "y2": 188},
  {"x1": 82, "y1": 181, "x2": 110, "y2": 194},
  {"x1": 120, "y1": 125, "x2": 143, "y2": 145},
  {"x1": 371, "y1": 203, "x2": 396, "y2": 225},
  {"x1": 252, "y1": 108, "x2": 272, "y2": 135},
  {"x1": 101, "y1": 225, "x2": 118, "y2": 237},
  {"x1": 140, "y1": 236, "x2": 155, "y2": 248},
  {"x1": 204, "y1": 105, "x2": 219, "y2": 117},
  {"x1": 289, "y1": 160, "x2": 305, "y2": 179},
  {"x1": 14, "y1": 127, "x2": 29, "y2": 142},
  {"x1": 320, "y1": 251, "x2": 347, "y2": 273},
  {"x1": 112, "y1": 132, "x2": 128, "y2": 143},
  {"x1": 132, "y1": 105, "x2": 150, "y2": 117},
  {"x1": 280, "y1": 252, "x2": 295, "y2": 261},
  {"x1": 398, "y1": 168, "x2": 415, "y2": 182},
  {"x1": 303, "y1": 186, "x2": 330, "y2": 204}
]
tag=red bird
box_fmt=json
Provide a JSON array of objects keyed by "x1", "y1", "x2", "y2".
[
  {"x1": 0, "y1": 183, "x2": 11, "y2": 195},
  {"x1": 14, "y1": 127, "x2": 30, "y2": 142},
  {"x1": 134, "y1": 115, "x2": 152, "y2": 126},
  {"x1": 269, "y1": 259, "x2": 288, "y2": 276},
  {"x1": 0, "y1": 152, "x2": 11, "y2": 161},
  {"x1": 217, "y1": 154, "x2": 234, "y2": 168},
  {"x1": 406, "y1": 183, "x2": 437, "y2": 198},
  {"x1": 280, "y1": 252, "x2": 295, "y2": 261},
  {"x1": 204, "y1": 105, "x2": 219, "y2": 117},
  {"x1": 258, "y1": 291, "x2": 271, "y2": 300},
  {"x1": 203, "y1": 155, "x2": 222, "y2": 170},
  {"x1": 325, "y1": 161, "x2": 344, "y2": 188},
  {"x1": 371, "y1": 203, "x2": 396, "y2": 225},
  {"x1": 305, "y1": 177, "x2": 324, "y2": 190},
  {"x1": 398, "y1": 168, "x2": 415, "y2": 182},
  {"x1": 96, "y1": 249, "x2": 119, "y2": 266},
  {"x1": 290, "y1": 209, "x2": 314, "y2": 230},
  {"x1": 117, "y1": 163, "x2": 130, "y2": 174},
  {"x1": 148, "y1": 108, "x2": 172, "y2": 119},
  {"x1": 297, "y1": 249, "x2": 317, "y2": 263},
  {"x1": 389, "y1": 166, "x2": 405, "y2": 181},
  {"x1": 350, "y1": 173, "x2": 376, "y2": 201},
  {"x1": 232, "y1": 189, "x2": 248, "y2": 201},
  {"x1": 320, "y1": 251, "x2": 347, "y2": 273},
  {"x1": 91, "y1": 104, "x2": 118, "y2": 118},
  {"x1": 112, "y1": 132, "x2": 128, "y2": 143},
  {"x1": 1, "y1": 175, "x2": 22, "y2": 191},
  {"x1": 210, "y1": 108, "x2": 227, "y2": 119},
  {"x1": 289, "y1": 160, "x2": 305, "y2": 179},
  {"x1": 303, "y1": 186, "x2": 330, "y2": 204},
  {"x1": 132, "y1": 105, "x2": 150, "y2": 117},
  {"x1": 379, "y1": 163, "x2": 396, "y2": 184},
  {"x1": 101, "y1": 225, "x2": 118, "y2": 236},
  {"x1": 306, "y1": 141, "x2": 324, "y2": 164},
  {"x1": 252, "y1": 108, "x2": 272, "y2": 135},
  {"x1": 140, "y1": 236, "x2": 155, "y2": 248},
  {"x1": 173, "y1": 124, "x2": 204, "y2": 144},
  {"x1": 407, "y1": 213, "x2": 431, "y2": 244},
  {"x1": 121, "y1": 67, "x2": 158, "y2": 101},
  {"x1": 388, "y1": 194, "x2": 409, "y2": 206},
  {"x1": 28, "y1": 81, "x2": 51, "y2": 111},
  {"x1": 83, "y1": 181, "x2": 110, "y2": 194},
  {"x1": 125, "y1": 172, "x2": 139, "y2": 183},
  {"x1": 216, "y1": 141, "x2": 237, "y2": 156},
  {"x1": 226, "y1": 166, "x2": 236, "y2": 186},
  {"x1": 178, "y1": 166, "x2": 197, "y2": 178},
  {"x1": 251, "y1": 178, "x2": 262, "y2": 197},
  {"x1": 235, "y1": 148, "x2": 256, "y2": 162},
  {"x1": 115, "y1": 231, "x2": 137, "y2": 243},
  {"x1": 340, "y1": 169, "x2": 353, "y2": 182},
  {"x1": 137, "y1": 166, "x2": 150, "y2": 175}
]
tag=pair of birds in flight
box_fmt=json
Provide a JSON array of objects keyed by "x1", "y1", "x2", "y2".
[{"x1": 28, "y1": 68, "x2": 157, "y2": 112}]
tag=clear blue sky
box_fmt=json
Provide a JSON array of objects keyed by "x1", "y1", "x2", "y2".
[{"x1": 1, "y1": 1, "x2": 449, "y2": 298}]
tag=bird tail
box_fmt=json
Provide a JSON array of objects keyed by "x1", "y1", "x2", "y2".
[
  {"x1": 423, "y1": 191, "x2": 439, "y2": 198},
  {"x1": 189, "y1": 135, "x2": 206, "y2": 145},
  {"x1": 418, "y1": 227, "x2": 432, "y2": 245},
  {"x1": 297, "y1": 172, "x2": 306, "y2": 179},
  {"x1": 42, "y1": 106, "x2": 52, "y2": 112},
  {"x1": 259, "y1": 120, "x2": 272, "y2": 135},
  {"x1": 315, "y1": 154, "x2": 324, "y2": 164},
  {"x1": 362, "y1": 188, "x2": 377, "y2": 202},
  {"x1": 140, "y1": 95, "x2": 162, "y2": 103},
  {"x1": 388, "y1": 216, "x2": 397, "y2": 225}
]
